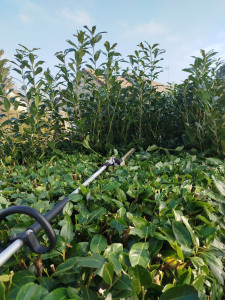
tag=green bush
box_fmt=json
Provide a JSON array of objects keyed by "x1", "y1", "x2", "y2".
[
  {"x1": 0, "y1": 26, "x2": 225, "y2": 163},
  {"x1": 0, "y1": 150, "x2": 224, "y2": 299}
]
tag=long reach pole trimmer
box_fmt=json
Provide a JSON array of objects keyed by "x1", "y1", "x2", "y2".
[{"x1": 0, "y1": 148, "x2": 135, "y2": 267}]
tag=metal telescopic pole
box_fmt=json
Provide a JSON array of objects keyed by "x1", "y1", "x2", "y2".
[{"x1": 0, "y1": 149, "x2": 135, "y2": 267}]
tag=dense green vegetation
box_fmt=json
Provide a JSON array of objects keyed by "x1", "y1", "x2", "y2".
[
  {"x1": 0, "y1": 150, "x2": 224, "y2": 299},
  {"x1": 0, "y1": 26, "x2": 225, "y2": 299},
  {"x1": 0, "y1": 26, "x2": 224, "y2": 162}
]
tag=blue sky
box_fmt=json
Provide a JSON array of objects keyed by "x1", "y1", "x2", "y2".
[{"x1": 1, "y1": 0, "x2": 225, "y2": 85}]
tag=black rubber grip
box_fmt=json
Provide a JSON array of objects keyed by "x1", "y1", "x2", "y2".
[{"x1": 0, "y1": 206, "x2": 56, "y2": 254}]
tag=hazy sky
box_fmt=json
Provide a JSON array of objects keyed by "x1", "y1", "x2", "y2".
[{"x1": 1, "y1": 0, "x2": 225, "y2": 84}]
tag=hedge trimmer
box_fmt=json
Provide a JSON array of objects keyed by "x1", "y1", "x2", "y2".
[{"x1": 0, "y1": 149, "x2": 135, "y2": 267}]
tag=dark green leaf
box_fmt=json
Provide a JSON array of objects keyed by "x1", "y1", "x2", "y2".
[
  {"x1": 76, "y1": 254, "x2": 105, "y2": 269},
  {"x1": 15, "y1": 283, "x2": 47, "y2": 300},
  {"x1": 159, "y1": 284, "x2": 198, "y2": 300},
  {"x1": 67, "y1": 287, "x2": 81, "y2": 299},
  {"x1": 172, "y1": 221, "x2": 192, "y2": 248},
  {"x1": 201, "y1": 252, "x2": 224, "y2": 284},
  {"x1": 103, "y1": 181, "x2": 121, "y2": 191},
  {"x1": 90, "y1": 234, "x2": 107, "y2": 253},
  {"x1": 109, "y1": 218, "x2": 127, "y2": 234},
  {"x1": 43, "y1": 287, "x2": 68, "y2": 300},
  {"x1": 128, "y1": 265, "x2": 152, "y2": 295},
  {"x1": 87, "y1": 207, "x2": 106, "y2": 224},
  {"x1": 3, "y1": 98, "x2": 10, "y2": 112},
  {"x1": 12, "y1": 271, "x2": 36, "y2": 287},
  {"x1": 114, "y1": 273, "x2": 132, "y2": 291},
  {"x1": 97, "y1": 262, "x2": 114, "y2": 285},
  {"x1": 34, "y1": 94, "x2": 40, "y2": 107},
  {"x1": 53, "y1": 257, "x2": 78, "y2": 276},
  {"x1": 81, "y1": 286, "x2": 98, "y2": 300},
  {"x1": 181, "y1": 216, "x2": 199, "y2": 250},
  {"x1": 0, "y1": 282, "x2": 5, "y2": 300}
]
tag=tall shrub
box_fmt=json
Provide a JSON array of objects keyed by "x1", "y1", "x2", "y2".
[{"x1": 175, "y1": 50, "x2": 225, "y2": 154}]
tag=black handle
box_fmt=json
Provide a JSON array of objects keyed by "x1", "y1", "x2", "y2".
[{"x1": 0, "y1": 206, "x2": 56, "y2": 254}]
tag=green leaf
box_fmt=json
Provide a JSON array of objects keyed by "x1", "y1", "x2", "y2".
[
  {"x1": 104, "y1": 243, "x2": 123, "y2": 256},
  {"x1": 147, "y1": 224, "x2": 156, "y2": 237},
  {"x1": 116, "y1": 188, "x2": 127, "y2": 201},
  {"x1": 43, "y1": 287, "x2": 68, "y2": 300},
  {"x1": 174, "y1": 146, "x2": 184, "y2": 151},
  {"x1": 16, "y1": 283, "x2": 47, "y2": 300},
  {"x1": 103, "y1": 181, "x2": 121, "y2": 191},
  {"x1": 109, "y1": 218, "x2": 127, "y2": 234},
  {"x1": 23, "y1": 127, "x2": 34, "y2": 134},
  {"x1": 90, "y1": 234, "x2": 108, "y2": 253},
  {"x1": 3, "y1": 98, "x2": 10, "y2": 112},
  {"x1": 94, "y1": 50, "x2": 101, "y2": 62},
  {"x1": 67, "y1": 242, "x2": 89, "y2": 258},
  {"x1": 0, "y1": 282, "x2": 5, "y2": 300},
  {"x1": 34, "y1": 95, "x2": 40, "y2": 107},
  {"x1": 30, "y1": 103, "x2": 38, "y2": 115},
  {"x1": 104, "y1": 243, "x2": 123, "y2": 274},
  {"x1": 177, "y1": 267, "x2": 192, "y2": 285},
  {"x1": 79, "y1": 184, "x2": 89, "y2": 195},
  {"x1": 12, "y1": 271, "x2": 36, "y2": 287},
  {"x1": 207, "y1": 190, "x2": 225, "y2": 203},
  {"x1": 53, "y1": 257, "x2": 78, "y2": 276},
  {"x1": 62, "y1": 202, "x2": 73, "y2": 216},
  {"x1": 193, "y1": 274, "x2": 206, "y2": 291},
  {"x1": 130, "y1": 227, "x2": 145, "y2": 239},
  {"x1": 47, "y1": 141, "x2": 54, "y2": 149},
  {"x1": 201, "y1": 252, "x2": 224, "y2": 284},
  {"x1": 199, "y1": 226, "x2": 216, "y2": 240},
  {"x1": 160, "y1": 285, "x2": 198, "y2": 300},
  {"x1": 206, "y1": 157, "x2": 224, "y2": 166},
  {"x1": 76, "y1": 254, "x2": 105, "y2": 269},
  {"x1": 60, "y1": 214, "x2": 74, "y2": 242},
  {"x1": 190, "y1": 257, "x2": 205, "y2": 269},
  {"x1": 13, "y1": 67, "x2": 22, "y2": 75},
  {"x1": 35, "y1": 60, "x2": 45, "y2": 68},
  {"x1": 94, "y1": 34, "x2": 102, "y2": 44},
  {"x1": 76, "y1": 70, "x2": 82, "y2": 82},
  {"x1": 29, "y1": 53, "x2": 35, "y2": 64},
  {"x1": 87, "y1": 207, "x2": 106, "y2": 224},
  {"x1": 81, "y1": 286, "x2": 98, "y2": 300},
  {"x1": 0, "y1": 275, "x2": 10, "y2": 282},
  {"x1": 129, "y1": 242, "x2": 150, "y2": 268},
  {"x1": 114, "y1": 273, "x2": 132, "y2": 291},
  {"x1": 68, "y1": 194, "x2": 83, "y2": 203},
  {"x1": 181, "y1": 216, "x2": 199, "y2": 250},
  {"x1": 82, "y1": 135, "x2": 91, "y2": 149},
  {"x1": 174, "y1": 243, "x2": 184, "y2": 260},
  {"x1": 212, "y1": 175, "x2": 225, "y2": 196},
  {"x1": 67, "y1": 287, "x2": 81, "y2": 299},
  {"x1": 146, "y1": 144, "x2": 158, "y2": 152},
  {"x1": 128, "y1": 265, "x2": 152, "y2": 295},
  {"x1": 97, "y1": 262, "x2": 114, "y2": 285},
  {"x1": 104, "y1": 41, "x2": 110, "y2": 51},
  {"x1": 172, "y1": 221, "x2": 192, "y2": 248},
  {"x1": 149, "y1": 238, "x2": 163, "y2": 258},
  {"x1": 37, "y1": 277, "x2": 60, "y2": 292},
  {"x1": 133, "y1": 216, "x2": 148, "y2": 229},
  {"x1": 35, "y1": 67, "x2": 42, "y2": 76},
  {"x1": 107, "y1": 253, "x2": 122, "y2": 275},
  {"x1": 117, "y1": 207, "x2": 126, "y2": 217}
]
